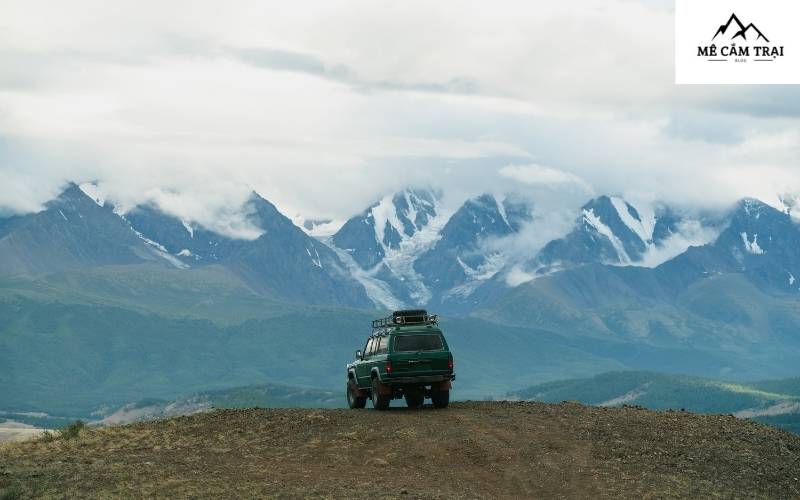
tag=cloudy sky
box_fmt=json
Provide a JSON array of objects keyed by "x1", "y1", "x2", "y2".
[{"x1": 1, "y1": 0, "x2": 799, "y2": 230}]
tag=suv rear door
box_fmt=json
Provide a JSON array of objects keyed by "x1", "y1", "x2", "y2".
[{"x1": 389, "y1": 332, "x2": 451, "y2": 377}]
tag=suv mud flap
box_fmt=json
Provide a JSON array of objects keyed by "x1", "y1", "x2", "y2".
[
  {"x1": 438, "y1": 381, "x2": 452, "y2": 391},
  {"x1": 376, "y1": 381, "x2": 393, "y2": 396},
  {"x1": 349, "y1": 380, "x2": 367, "y2": 398}
]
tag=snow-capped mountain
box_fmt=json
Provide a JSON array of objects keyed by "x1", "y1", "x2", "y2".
[
  {"x1": 328, "y1": 190, "x2": 533, "y2": 309},
  {"x1": 4, "y1": 182, "x2": 800, "y2": 314},
  {"x1": 331, "y1": 189, "x2": 444, "y2": 269},
  {"x1": 0, "y1": 183, "x2": 371, "y2": 308},
  {"x1": 124, "y1": 203, "x2": 236, "y2": 265},
  {"x1": 0, "y1": 183, "x2": 164, "y2": 276},
  {"x1": 415, "y1": 193, "x2": 531, "y2": 301},
  {"x1": 663, "y1": 198, "x2": 800, "y2": 293},
  {"x1": 328, "y1": 189, "x2": 450, "y2": 308},
  {"x1": 523, "y1": 195, "x2": 716, "y2": 276}
]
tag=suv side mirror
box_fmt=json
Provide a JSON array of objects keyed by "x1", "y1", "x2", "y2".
[{"x1": 355, "y1": 350, "x2": 363, "y2": 360}]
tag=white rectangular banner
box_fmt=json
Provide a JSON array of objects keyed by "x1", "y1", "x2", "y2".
[{"x1": 675, "y1": 0, "x2": 800, "y2": 84}]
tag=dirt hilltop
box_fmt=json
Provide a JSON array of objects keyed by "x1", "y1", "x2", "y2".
[{"x1": 1, "y1": 401, "x2": 799, "y2": 498}]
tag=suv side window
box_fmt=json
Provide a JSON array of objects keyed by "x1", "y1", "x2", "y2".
[
  {"x1": 367, "y1": 337, "x2": 375, "y2": 356},
  {"x1": 377, "y1": 336, "x2": 389, "y2": 354},
  {"x1": 364, "y1": 338, "x2": 373, "y2": 357}
]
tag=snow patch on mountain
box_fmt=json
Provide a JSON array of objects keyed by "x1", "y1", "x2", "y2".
[
  {"x1": 181, "y1": 220, "x2": 194, "y2": 238},
  {"x1": 131, "y1": 228, "x2": 190, "y2": 269},
  {"x1": 741, "y1": 232, "x2": 765, "y2": 255},
  {"x1": 610, "y1": 196, "x2": 655, "y2": 244},
  {"x1": 325, "y1": 239, "x2": 404, "y2": 309},
  {"x1": 79, "y1": 182, "x2": 106, "y2": 207},
  {"x1": 445, "y1": 252, "x2": 506, "y2": 299},
  {"x1": 306, "y1": 247, "x2": 323, "y2": 268},
  {"x1": 370, "y1": 190, "x2": 438, "y2": 251},
  {"x1": 381, "y1": 206, "x2": 453, "y2": 304},
  {"x1": 583, "y1": 208, "x2": 631, "y2": 264},
  {"x1": 494, "y1": 194, "x2": 511, "y2": 228},
  {"x1": 134, "y1": 231, "x2": 168, "y2": 253}
]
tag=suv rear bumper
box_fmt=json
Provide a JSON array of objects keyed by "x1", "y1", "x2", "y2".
[{"x1": 384, "y1": 374, "x2": 455, "y2": 385}]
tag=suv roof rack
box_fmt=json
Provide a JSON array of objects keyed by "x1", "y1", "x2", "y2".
[{"x1": 372, "y1": 309, "x2": 438, "y2": 330}]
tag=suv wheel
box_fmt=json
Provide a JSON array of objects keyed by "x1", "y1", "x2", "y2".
[
  {"x1": 404, "y1": 390, "x2": 424, "y2": 409},
  {"x1": 347, "y1": 380, "x2": 367, "y2": 409},
  {"x1": 371, "y1": 378, "x2": 391, "y2": 410},
  {"x1": 431, "y1": 389, "x2": 449, "y2": 408}
]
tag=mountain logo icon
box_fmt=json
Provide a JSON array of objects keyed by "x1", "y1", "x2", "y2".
[{"x1": 712, "y1": 13, "x2": 769, "y2": 43}]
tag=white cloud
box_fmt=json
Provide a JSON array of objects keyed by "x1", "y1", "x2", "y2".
[
  {"x1": 637, "y1": 219, "x2": 721, "y2": 268},
  {"x1": 505, "y1": 265, "x2": 537, "y2": 287},
  {"x1": 499, "y1": 164, "x2": 593, "y2": 193},
  {"x1": 0, "y1": 0, "x2": 799, "y2": 226}
]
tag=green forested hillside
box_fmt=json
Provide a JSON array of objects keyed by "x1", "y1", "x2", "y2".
[
  {"x1": 478, "y1": 269, "x2": 800, "y2": 379},
  {"x1": 0, "y1": 267, "x2": 626, "y2": 416},
  {"x1": 3, "y1": 263, "x2": 800, "y2": 423}
]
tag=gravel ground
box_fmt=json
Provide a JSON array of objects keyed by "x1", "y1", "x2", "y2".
[{"x1": 1, "y1": 401, "x2": 799, "y2": 499}]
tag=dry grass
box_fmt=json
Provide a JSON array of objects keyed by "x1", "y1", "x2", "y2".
[{"x1": 1, "y1": 402, "x2": 799, "y2": 498}]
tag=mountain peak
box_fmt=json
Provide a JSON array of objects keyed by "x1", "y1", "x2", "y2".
[
  {"x1": 53, "y1": 182, "x2": 88, "y2": 202},
  {"x1": 734, "y1": 198, "x2": 779, "y2": 220},
  {"x1": 582, "y1": 194, "x2": 613, "y2": 209},
  {"x1": 77, "y1": 182, "x2": 107, "y2": 208},
  {"x1": 331, "y1": 187, "x2": 443, "y2": 263}
]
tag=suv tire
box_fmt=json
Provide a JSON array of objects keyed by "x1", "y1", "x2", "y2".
[
  {"x1": 404, "y1": 391, "x2": 424, "y2": 409},
  {"x1": 431, "y1": 389, "x2": 449, "y2": 408},
  {"x1": 347, "y1": 380, "x2": 367, "y2": 409},
  {"x1": 371, "y1": 378, "x2": 391, "y2": 410}
]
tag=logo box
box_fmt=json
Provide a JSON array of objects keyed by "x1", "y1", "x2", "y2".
[{"x1": 675, "y1": 0, "x2": 800, "y2": 84}]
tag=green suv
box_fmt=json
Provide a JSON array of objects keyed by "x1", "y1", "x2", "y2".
[{"x1": 346, "y1": 310, "x2": 455, "y2": 410}]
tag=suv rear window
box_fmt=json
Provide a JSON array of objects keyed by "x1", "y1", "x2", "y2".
[{"x1": 393, "y1": 334, "x2": 443, "y2": 352}]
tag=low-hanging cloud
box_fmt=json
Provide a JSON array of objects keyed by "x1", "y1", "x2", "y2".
[
  {"x1": 499, "y1": 164, "x2": 594, "y2": 194},
  {"x1": 0, "y1": 0, "x2": 799, "y2": 231}
]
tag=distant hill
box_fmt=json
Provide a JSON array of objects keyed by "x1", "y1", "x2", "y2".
[
  {"x1": 90, "y1": 383, "x2": 342, "y2": 427},
  {"x1": 0, "y1": 273, "x2": 627, "y2": 417},
  {"x1": 3, "y1": 259, "x2": 800, "y2": 421},
  {"x1": 509, "y1": 371, "x2": 800, "y2": 434}
]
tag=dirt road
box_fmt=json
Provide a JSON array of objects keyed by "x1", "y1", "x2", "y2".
[{"x1": 2, "y1": 401, "x2": 799, "y2": 498}]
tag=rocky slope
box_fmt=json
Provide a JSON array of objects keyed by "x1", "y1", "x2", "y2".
[{"x1": 1, "y1": 402, "x2": 799, "y2": 498}]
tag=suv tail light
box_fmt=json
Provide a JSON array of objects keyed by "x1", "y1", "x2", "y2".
[
  {"x1": 448, "y1": 355, "x2": 454, "y2": 371},
  {"x1": 385, "y1": 360, "x2": 393, "y2": 374}
]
